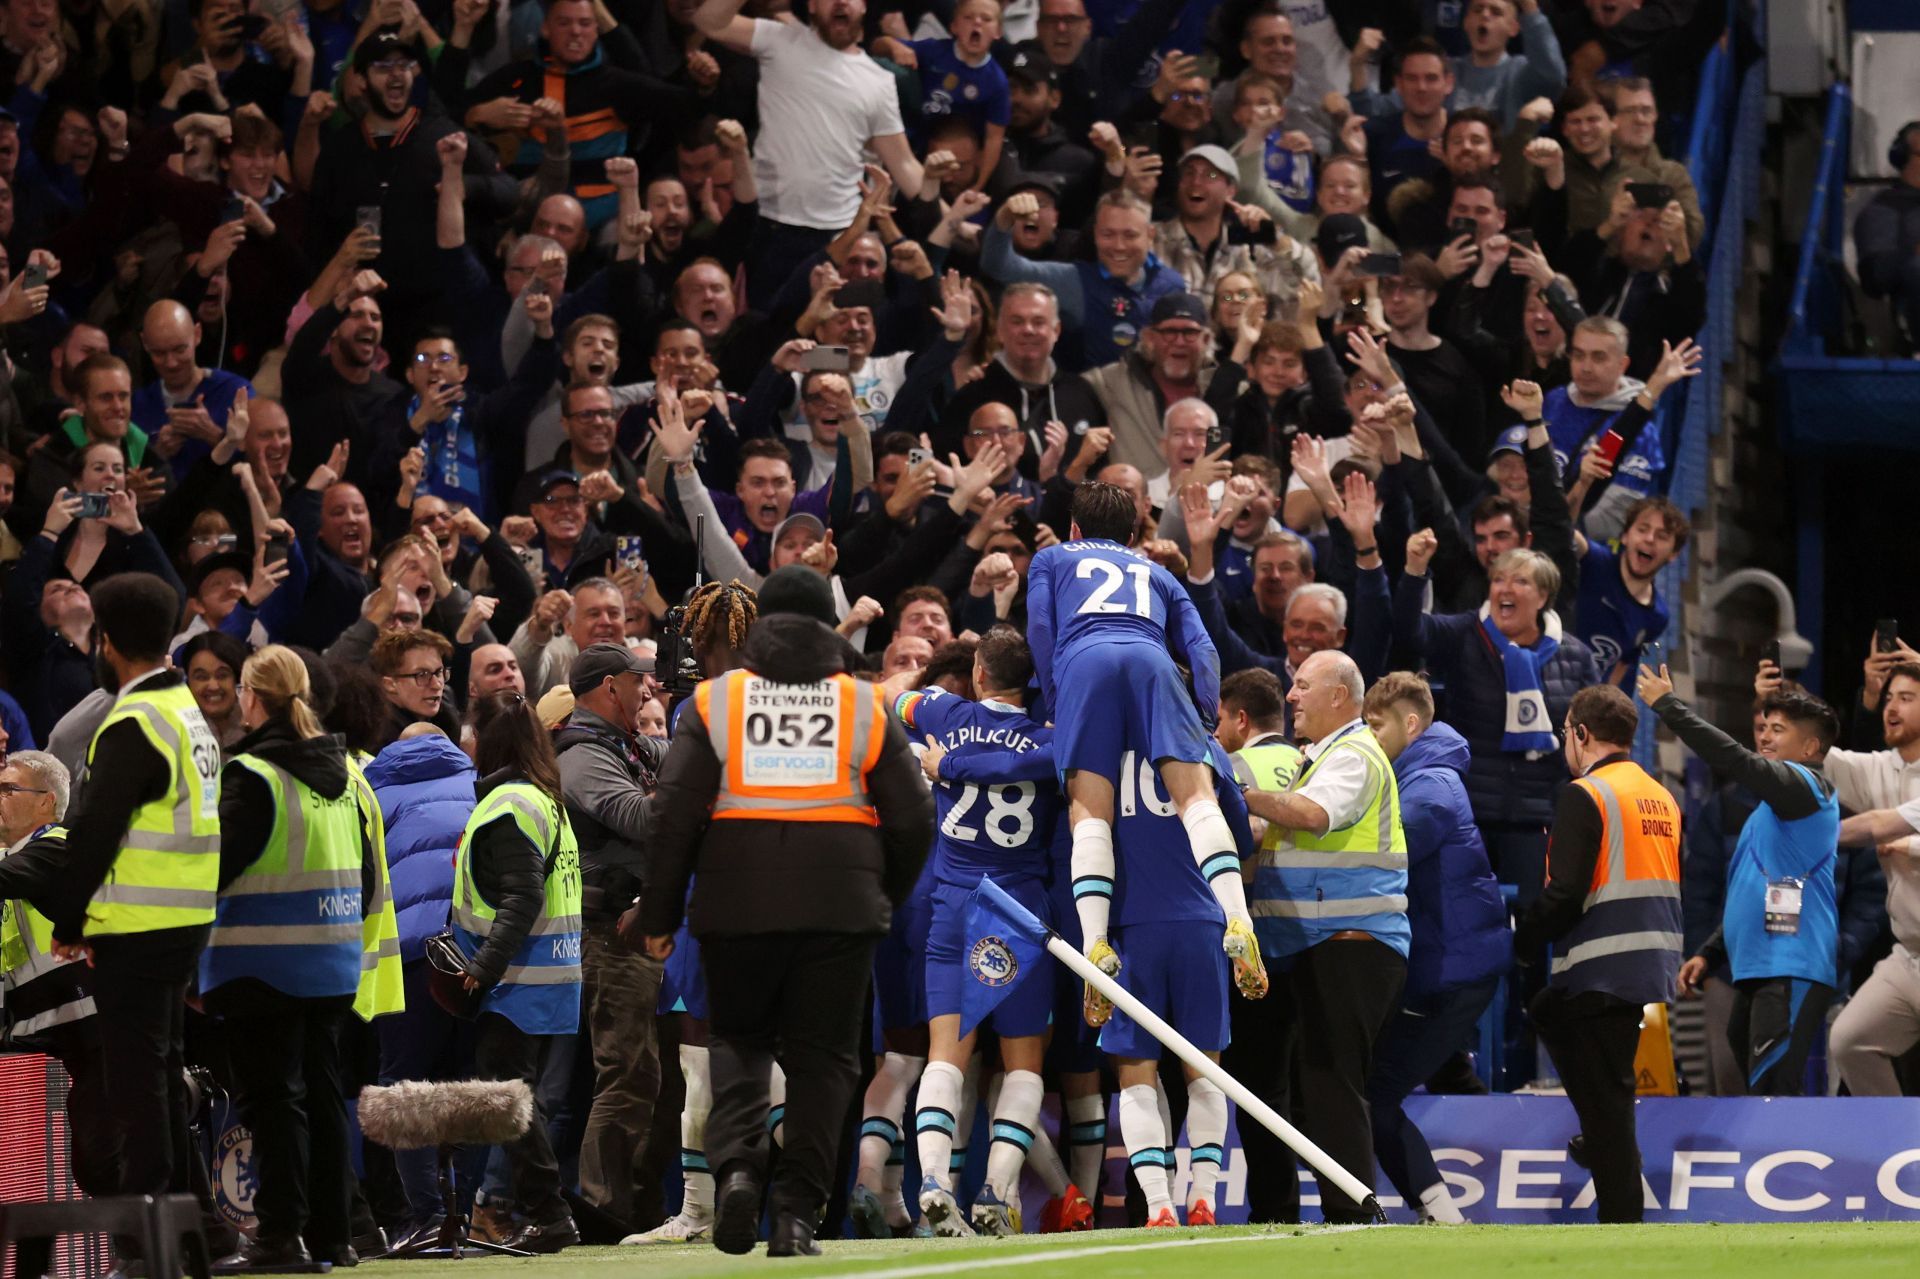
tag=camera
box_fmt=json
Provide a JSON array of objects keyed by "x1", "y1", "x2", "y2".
[{"x1": 655, "y1": 603, "x2": 702, "y2": 698}]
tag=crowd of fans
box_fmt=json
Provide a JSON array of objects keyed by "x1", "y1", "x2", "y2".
[{"x1": 3, "y1": 0, "x2": 1911, "y2": 1254}]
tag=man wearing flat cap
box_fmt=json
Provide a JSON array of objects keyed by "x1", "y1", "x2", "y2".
[{"x1": 555, "y1": 641, "x2": 670, "y2": 1230}]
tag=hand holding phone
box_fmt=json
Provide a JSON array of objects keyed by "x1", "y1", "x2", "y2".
[
  {"x1": 1357, "y1": 252, "x2": 1402, "y2": 278},
  {"x1": 1592, "y1": 429, "x2": 1627, "y2": 467},
  {"x1": 1876, "y1": 619, "x2": 1901, "y2": 654}
]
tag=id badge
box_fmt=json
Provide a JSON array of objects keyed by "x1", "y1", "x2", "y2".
[{"x1": 1764, "y1": 878, "x2": 1804, "y2": 935}]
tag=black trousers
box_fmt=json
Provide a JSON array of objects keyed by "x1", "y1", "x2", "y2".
[
  {"x1": 1290, "y1": 938, "x2": 1405, "y2": 1222},
  {"x1": 223, "y1": 996, "x2": 355, "y2": 1251},
  {"x1": 473, "y1": 1013, "x2": 570, "y2": 1226},
  {"x1": 1729, "y1": 976, "x2": 1835, "y2": 1096},
  {"x1": 702, "y1": 931, "x2": 877, "y2": 1220},
  {"x1": 1530, "y1": 985, "x2": 1644, "y2": 1223},
  {"x1": 1221, "y1": 971, "x2": 1301, "y2": 1223},
  {"x1": 90, "y1": 926, "x2": 208, "y2": 1202},
  {"x1": 48, "y1": 1021, "x2": 121, "y2": 1198}
]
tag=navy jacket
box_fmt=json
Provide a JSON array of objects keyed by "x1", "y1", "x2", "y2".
[
  {"x1": 1395, "y1": 722, "x2": 1513, "y2": 1000},
  {"x1": 1394, "y1": 571, "x2": 1601, "y2": 827},
  {"x1": 364, "y1": 733, "x2": 478, "y2": 963}
]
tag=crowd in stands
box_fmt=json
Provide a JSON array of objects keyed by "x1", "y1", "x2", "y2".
[{"x1": 2, "y1": 0, "x2": 1912, "y2": 1253}]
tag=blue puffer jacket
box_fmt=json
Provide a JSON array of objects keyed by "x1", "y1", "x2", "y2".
[
  {"x1": 1394, "y1": 574, "x2": 1601, "y2": 826},
  {"x1": 364, "y1": 734, "x2": 477, "y2": 962},
  {"x1": 1394, "y1": 722, "x2": 1512, "y2": 1001}
]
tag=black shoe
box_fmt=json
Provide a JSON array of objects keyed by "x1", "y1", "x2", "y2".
[
  {"x1": 767, "y1": 1213, "x2": 820, "y2": 1258},
  {"x1": 504, "y1": 1216, "x2": 580, "y2": 1254},
  {"x1": 1567, "y1": 1135, "x2": 1589, "y2": 1169},
  {"x1": 712, "y1": 1168, "x2": 763, "y2": 1256},
  {"x1": 217, "y1": 1235, "x2": 314, "y2": 1272},
  {"x1": 352, "y1": 1224, "x2": 387, "y2": 1259},
  {"x1": 312, "y1": 1246, "x2": 357, "y2": 1268}
]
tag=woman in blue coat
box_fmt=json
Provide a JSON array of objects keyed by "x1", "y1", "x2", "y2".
[{"x1": 1360, "y1": 674, "x2": 1510, "y2": 1223}]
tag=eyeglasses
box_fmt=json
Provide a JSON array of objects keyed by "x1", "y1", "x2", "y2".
[
  {"x1": 538, "y1": 493, "x2": 586, "y2": 507},
  {"x1": 966, "y1": 427, "x2": 1022, "y2": 439},
  {"x1": 414, "y1": 351, "x2": 459, "y2": 366},
  {"x1": 1155, "y1": 325, "x2": 1207, "y2": 340},
  {"x1": 1168, "y1": 92, "x2": 1208, "y2": 105},
  {"x1": 395, "y1": 667, "x2": 448, "y2": 686},
  {"x1": 1218, "y1": 289, "x2": 1256, "y2": 303},
  {"x1": 190, "y1": 533, "x2": 239, "y2": 549},
  {"x1": 568, "y1": 407, "x2": 617, "y2": 422},
  {"x1": 0, "y1": 784, "x2": 48, "y2": 797},
  {"x1": 369, "y1": 59, "x2": 416, "y2": 75},
  {"x1": 1616, "y1": 105, "x2": 1658, "y2": 118}
]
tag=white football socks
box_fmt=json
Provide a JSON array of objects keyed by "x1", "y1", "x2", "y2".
[
  {"x1": 1181, "y1": 800, "x2": 1250, "y2": 924},
  {"x1": 984, "y1": 1070, "x2": 1045, "y2": 1199},
  {"x1": 914, "y1": 1060, "x2": 964, "y2": 1193},
  {"x1": 1185, "y1": 1078, "x2": 1228, "y2": 1211},
  {"x1": 1071, "y1": 819, "x2": 1115, "y2": 950},
  {"x1": 1118, "y1": 1083, "x2": 1173, "y2": 1216},
  {"x1": 767, "y1": 1059, "x2": 787, "y2": 1148},
  {"x1": 679, "y1": 1044, "x2": 713, "y2": 1220},
  {"x1": 1065, "y1": 1092, "x2": 1108, "y2": 1195}
]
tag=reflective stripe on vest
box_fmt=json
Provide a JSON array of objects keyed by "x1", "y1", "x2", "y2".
[
  {"x1": 1, "y1": 826, "x2": 96, "y2": 1039},
  {"x1": 696, "y1": 670, "x2": 884, "y2": 826},
  {"x1": 451, "y1": 782, "x2": 583, "y2": 1035},
  {"x1": 1550, "y1": 762, "x2": 1683, "y2": 1002},
  {"x1": 1249, "y1": 723, "x2": 1410, "y2": 959},
  {"x1": 85, "y1": 684, "x2": 222, "y2": 936},
  {"x1": 201, "y1": 756, "x2": 365, "y2": 1000},
  {"x1": 349, "y1": 761, "x2": 405, "y2": 1020}
]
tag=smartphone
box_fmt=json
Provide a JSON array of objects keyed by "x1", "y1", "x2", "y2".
[
  {"x1": 615, "y1": 535, "x2": 644, "y2": 573},
  {"x1": 1190, "y1": 53, "x2": 1220, "y2": 81},
  {"x1": 906, "y1": 447, "x2": 932, "y2": 469},
  {"x1": 221, "y1": 195, "x2": 247, "y2": 224},
  {"x1": 1761, "y1": 639, "x2": 1782, "y2": 667},
  {"x1": 77, "y1": 492, "x2": 112, "y2": 519},
  {"x1": 1509, "y1": 228, "x2": 1537, "y2": 251},
  {"x1": 1876, "y1": 619, "x2": 1901, "y2": 653},
  {"x1": 1641, "y1": 638, "x2": 1667, "y2": 671},
  {"x1": 1592, "y1": 429, "x2": 1627, "y2": 467},
  {"x1": 20, "y1": 262, "x2": 47, "y2": 291},
  {"x1": 524, "y1": 274, "x2": 550, "y2": 297},
  {"x1": 356, "y1": 205, "x2": 383, "y2": 236},
  {"x1": 235, "y1": 14, "x2": 271, "y2": 40},
  {"x1": 212, "y1": 533, "x2": 239, "y2": 553},
  {"x1": 263, "y1": 535, "x2": 290, "y2": 567},
  {"x1": 1008, "y1": 506, "x2": 1040, "y2": 554},
  {"x1": 1627, "y1": 182, "x2": 1674, "y2": 210},
  {"x1": 1448, "y1": 216, "x2": 1478, "y2": 240},
  {"x1": 515, "y1": 545, "x2": 546, "y2": 591},
  {"x1": 1357, "y1": 252, "x2": 1403, "y2": 278},
  {"x1": 802, "y1": 345, "x2": 851, "y2": 372}
]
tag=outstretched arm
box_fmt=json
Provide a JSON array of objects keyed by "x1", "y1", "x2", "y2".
[{"x1": 691, "y1": 0, "x2": 756, "y2": 51}]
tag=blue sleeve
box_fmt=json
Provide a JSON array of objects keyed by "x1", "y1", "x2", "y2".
[
  {"x1": 1681, "y1": 789, "x2": 1730, "y2": 960},
  {"x1": 983, "y1": 72, "x2": 1010, "y2": 127},
  {"x1": 1164, "y1": 568, "x2": 1219, "y2": 728},
  {"x1": 123, "y1": 529, "x2": 186, "y2": 606},
  {"x1": 1184, "y1": 572, "x2": 1284, "y2": 680},
  {"x1": 217, "y1": 604, "x2": 256, "y2": 641},
  {"x1": 1026, "y1": 549, "x2": 1058, "y2": 705},
  {"x1": 0, "y1": 692, "x2": 34, "y2": 751},
  {"x1": 255, "y1": 538, "x2": 311, "y2": 642},
  {"x1": 943, "y1": 742, "x2": 1060, "y2": 785},
  {"x1": 896, "y1": 686, "x2": 955, "y2": 736},
  {"x1": 1347, "y1": 565, "x2": 1392, "y2": 684},
  {"x1": 1515, "y1": 11, "x2": 1569, "y2": 102},
  {"x1": 981, "y1": 226, "x2": 1084, "y2": 322},
  {"x1": 1399, "y1": 776, "x2": 1443, "y2": 871}
]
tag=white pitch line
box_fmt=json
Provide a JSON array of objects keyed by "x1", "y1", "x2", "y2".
[{"x1": 804, "y1": 1224, "x2": 1381, "y2": 1279}]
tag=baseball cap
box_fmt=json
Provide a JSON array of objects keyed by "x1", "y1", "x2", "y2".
[
  {"x1": 1489, "y1": 424, "x2": 1530, "y2": 461},
  {"x1": 758, "y1": 564, "x2": 838, "y2": 626},
  {"x1": 1005, "y1": 41, "x2": 1058, "y2": 89},
  {"x1": 188, "y1": 549, "x2": 253, "y2": 597},
  {"x1": 354, "y1": 31, "x2": 420, "y2": 74},
  {"x1": 1150, "y1": 292, "x2": 1210, "y2": 329},
  {"x1": 772, "y1": 512, "x2": 826, "y2": 548},
  {"x1": 1006, "y1": 170, "x2": 1064, "y2": 202},
  {"x1": 1314, "y1": 213, "x2": 1369, "y2": 264},
  {"x1": 534, "y1": 685, "x2": 575, "y2": 731},
  {"x1": 533, "y1": 468, "x2": 580, "y2": 499},
  {"x1": 569, "y1": 642, "x2": 656, "y2": 694},
  {"x1": 1179, "y1": 144, "x2": 1238, "y2": 183}
]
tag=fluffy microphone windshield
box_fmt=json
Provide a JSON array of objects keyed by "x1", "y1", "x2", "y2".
[{"x1": 358, "y1": 1079, "x2": 534, "y2": 1150}]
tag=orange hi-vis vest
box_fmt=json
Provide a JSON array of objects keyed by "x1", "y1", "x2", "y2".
[
  {"x1": 694, "y1": 669, "x2": 887, "y2": 826},
  {"x1": 1549, "y1": 759, "x2": 1684, "y2": 1004}
]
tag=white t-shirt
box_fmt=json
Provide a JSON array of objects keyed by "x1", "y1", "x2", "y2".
[
  {"x1": 751, "y1": 20, "x2": 906, "y2": 231},
  {"x1": 1280, "y1": 1, "x2": 1352, "y2": 105}
]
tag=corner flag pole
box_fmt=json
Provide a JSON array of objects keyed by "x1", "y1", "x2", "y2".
[{"x1": 1045, "y1": 935, "x2": 1386, "y2": 1223}]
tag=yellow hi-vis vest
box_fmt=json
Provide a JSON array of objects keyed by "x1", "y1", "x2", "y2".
[
  {"x1": 349, "y1": 761, "x2": 405, "y2": 1019},
  {"x1": 2, "y1": 825, "x2": 96, "y2": 1040}
]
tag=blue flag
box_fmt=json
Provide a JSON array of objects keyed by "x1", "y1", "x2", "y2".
[{"x1": 958, "y1": 875, "x2": 1054, "y2": 1039}]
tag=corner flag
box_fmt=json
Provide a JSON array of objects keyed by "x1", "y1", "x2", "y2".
[{"x1": 958, "y1": 876, "x2": 1052, "y2": 1038}]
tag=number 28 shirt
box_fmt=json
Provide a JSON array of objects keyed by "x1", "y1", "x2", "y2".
[{"x1": 895, "y1": 687, "x2": 1061, "y2": 890}]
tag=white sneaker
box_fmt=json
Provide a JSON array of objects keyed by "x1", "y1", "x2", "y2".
[{"x1": 620, "y1": 1212, "x2": 711, "y2": 1244}]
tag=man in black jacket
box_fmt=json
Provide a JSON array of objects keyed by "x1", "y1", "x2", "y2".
[
  {"x1": 556, "y1": 643, "x2": 668, "y2": 1230},
  {"x1": 642, "y1": 567, "x2": 932, "y2": 1256}
]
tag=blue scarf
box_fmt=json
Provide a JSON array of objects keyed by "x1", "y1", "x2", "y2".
[
  {"x1": 412, "y1": 399, "x2": 487, "y2": 520},
  {"x1": 1479, "y1": 604, "x2": 1563, "y2": 757}
]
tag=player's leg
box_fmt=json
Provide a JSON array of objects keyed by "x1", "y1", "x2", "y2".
[
  {"x1": 1161, "y1": 759, "x2": 1268, "y2": 1001},
  {"x1": 1178, "y1": 1057, "x2": 1228, "y2": 1226},
  {"x1": 854, "y1": 1036, "x2": 925, "y2": 1237},
  {"x1": 915, "y1": 1012, "x2": 979, "y2": 1236},
  {"x1": 766, "y1": 1059, "x2": 786, "y2": 1148},
  {"x1": 1114, "y1": 1059, "x2": 1175, "y2": 1225},
  {"x1": 1061, "y1": 1072, "x2": 1106, "y2": 1222},
  {"x1": 975, "y1": 1035, "x2": 1048, "y2": 1235},
  {"x1": 1067, "y1": 772, "x2": 1122, "y2": 1025},
  {"x1": 624, "y1": 1019, "x2": 712, "y2": 1243}
]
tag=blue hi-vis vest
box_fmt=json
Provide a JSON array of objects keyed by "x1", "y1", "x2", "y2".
[
  {"x1": 452, "y1": 782, "x2": 582, "y2": 1035},
  {"x1": 1251, "y1": 721, "x2": 1411, "y2": 960},
  {"x1": 1724, "y1": 761, "x2": 1839, "y2": 987},
  {"x1": 200, "y1": 755, "x2": 366, "y2": 1000}
]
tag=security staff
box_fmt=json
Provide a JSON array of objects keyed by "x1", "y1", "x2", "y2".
[
  {"x1": 201, "y1": 646, "x2": 372, "y2": 1270},
  {"x1": 1211, "y1": 669, "x2": 1304, "y2": 1224},
  {"x1": 1516, "y1": 685, "x2": 1682, "y2": 1225},
  {"x1": 0, "y1": 752, "x2": 113, "y2": 1196},
  {"x1": 643, "y1": 566, "x2": 934, "y2": 1258},
  {"x1": 453, "y1": 692, "x2": 585, "y2": 1254},
  {"x1": 555, "y1": 643, "x2": 668, "y2": 1228},
  {"x1": 1239, "y1": 650, "x2": 1408, "y2": 1225},
  {"x1": 48, "y1": 572, "x2": 222, "y2": 1216},
  {"x1": 1650, "y1": 670, "x2": 1843, "y2": 1096}
]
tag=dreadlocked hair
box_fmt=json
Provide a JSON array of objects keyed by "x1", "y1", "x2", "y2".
[{"x1": 684, "y1": 580, "x2": 759, "y2": 659}]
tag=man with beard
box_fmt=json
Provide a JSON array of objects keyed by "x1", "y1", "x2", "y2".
[
  {"x1": 692, "y1": 0, "x2": 949, "y2": 309},
  {"x1": 1153, "y1": 145, "x2": 1318, "y2": 311},
  {"x1": 997, "y1": 43, "x2": 1100, "y2": 225},
  {"x1": 636, "y1": 119, "x2": 759, "y2": 294},
  {"x1": 934, "y1": 282, "x2": 1105, "y2": 468},
  {"x1": 1080, "y1": 292, "x2": 1226, "y2": 479},
  {"x1": 284, "y1": 269, "x2": 405, "y2": 488},
  {"x1": 671, "y1": 259, "x2": 776, "y2": 398},
  {"x1": 308, "y1": 33, "x2": 515, "y2": 344},
  {"x1": 511, "y1": 576, "x2": 630, "y2": 699}
]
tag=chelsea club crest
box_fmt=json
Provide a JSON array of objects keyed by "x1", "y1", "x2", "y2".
[{"x1": 969, "y1": 935, "x2": 1018, "y2": 987}]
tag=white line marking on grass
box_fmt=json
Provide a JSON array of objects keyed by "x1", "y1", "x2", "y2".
[{"x1": 809, "y1": 1225, "x2": 1379, "y2": 1279}]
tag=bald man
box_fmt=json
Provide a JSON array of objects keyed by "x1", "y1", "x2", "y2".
[
  {"x1": 135, "y1": 298, "x2": 253, "y2": 479},
  {"x1": 963, "y1": 402, "x2": 1041, "y2": 500}
]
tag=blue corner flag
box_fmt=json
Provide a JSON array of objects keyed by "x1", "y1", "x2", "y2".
[{"x1": 958, "y1": 876, "x2": 1054, "y2": 1039}]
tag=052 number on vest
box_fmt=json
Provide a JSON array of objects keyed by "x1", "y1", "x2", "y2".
[{"x1": 740, "y1": 681, "x2": 842, "y2": 788}]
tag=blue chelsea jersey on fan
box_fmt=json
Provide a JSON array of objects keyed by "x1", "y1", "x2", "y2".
[
  {"x1": 1110, "y1": 741, "x2": 1254, "y2": 928},
  {"x1": 896, "y1": 687, "x2": 1061, "y2": 889}
]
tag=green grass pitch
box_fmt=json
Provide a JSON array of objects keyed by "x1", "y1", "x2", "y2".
[{"x1": 362, "y1": 1221, "x2": 1920, "y2": 1278}]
